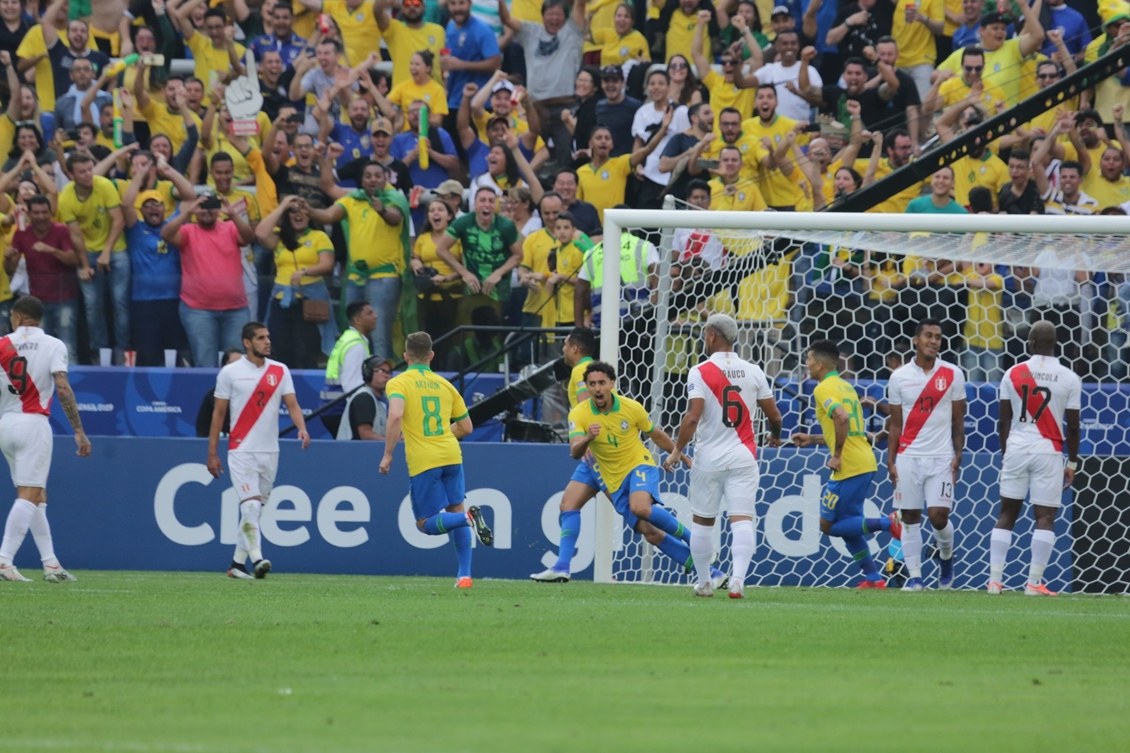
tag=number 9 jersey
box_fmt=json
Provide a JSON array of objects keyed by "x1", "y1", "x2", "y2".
[
  {"x1": 0, "y1": 326, "x2": 68, "y2": 416},
  {"x1": 685, "y1": 351, "x2": 773, "y2": 472},
  {"x1": 813, "y1": 371, "x2": 878, "y2": 480}
]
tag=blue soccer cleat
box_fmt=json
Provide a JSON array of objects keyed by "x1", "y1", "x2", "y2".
[
  {"x1": 902, "y1": 577, "x2": 924, "y2": 592},
  {"x1": 938, "y1": 557, "x2": 954, "y2": 590}
]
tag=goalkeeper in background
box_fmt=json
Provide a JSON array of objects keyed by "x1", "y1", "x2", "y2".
[{"x1": 792, "y1": 340, "x2": 902, "y2": 588}]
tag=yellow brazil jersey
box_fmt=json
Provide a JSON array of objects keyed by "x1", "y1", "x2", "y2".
[
  {"x1": 387, "y1": 364, "x2": 468, "y2": 477},
  {"x1": 335, "y1": 194, "x2": 403, "y2": 278},
  {"x1": 938, "y1": 37, "x2": 1025, "y2": 106},
  {"x1": 512, "y1": 0, "x2": 544, "y2": 22},
  {"x1": 702, "y1": 71, "x2": 754, "y2": 119},
  {"x1": 325, "y1": 0, "x2": 382, "y2": 66},
  {"x1": 592, "y1": 28, "x2": 650, "y2": 66},
  {"x1": 950, "y1": 151, "x2": 1008, "y2": 207},
  {"x1": 742, "y1": 114, "x2": 804, "y2": 207},
  {"x1": 383, "y1": 19, "x2": 445, "y2": 88},
  {"x1": 708, "y1": 177, "x2": 767, "y2": 211},
  {"x1": 388, "y1": 79, "x2": 449, "y2": 128},
  {"x1": 942, "y1": 0, "x2": 961, "y2": 36},
  {"x1": 938, "y1": 77, "x2": 1009, "y2": 115},
  {"x1": 665, "y1": 10, "x2": 704, "y2": 62},
  {"x1": 892, "y1": 0, "x2": 942, "y2": 67},
  {"x1": 705, "y1": 133, "x2": 767, "y2": 183},
  {"x1": 472, "y1": 111, "x2": 545, "y2": 152},
  {"x1": 58, "y1": 176, "x2": 126, "y2": 253},
  {"x1": 1082, "y1": 172, "x2": 1130, "y2": 209},
  {"x1": 273, "y1": 228, "x2": 334, "y2": 288},
  {"x1": 854, "y1": 157, "x2": 925, "y2": 213},
  {"x1": 138, "y1": 100, "x2": 203, "y2": 154},
  {"x1": 567, "y1": 356, "x2": 594, "y2": 408},
  {"x1": 551, "y1": 240, "x2": 586, "y2": 325},
  {"x1": 812, "y1": 371, "x2": 877, "y2": 481},
  {"x1": 963, "y1": 266, "x2": 1004, "y2": 350},
  {"x1": 577, "y1": 154, "x2": 632, "y2": 222},
  {"x1": 521, "y1": 228, "x2": 556, "y2": 322},
  {"x1": 186, "y1": 33, "x2": 247, "y2": 88},
  {"x1": 221, "y1": 187, "x2": 261, "y2": 225},
  {"x1": 17, "y1": 26, "x2": 57, "y2": 112},
  {"x1": 413, "y1": 232, "x2": 463, "y2": 302},
  {"x1": 568, "y1": 393, "x2": 656, "y2": 494}
]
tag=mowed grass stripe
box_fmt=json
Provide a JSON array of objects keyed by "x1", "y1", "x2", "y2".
[{"x1": 1, "y1": 573, "x2": 1127, "y2": 753}]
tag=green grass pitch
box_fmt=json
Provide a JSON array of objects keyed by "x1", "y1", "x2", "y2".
[{"x1": 2, "y1": 572, "x2": 1129, "y2": 753}]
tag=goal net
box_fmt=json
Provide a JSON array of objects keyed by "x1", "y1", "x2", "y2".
[{"x1": 592, "y1": 206, "x2": 1130, "y2": 593}]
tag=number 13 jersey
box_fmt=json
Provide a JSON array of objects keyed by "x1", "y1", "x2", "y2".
[
  {"x1": 0, "y1": 326, "x2": 68, "y2": 417},
  {"x1": 1000, "y1": 355, "x2": 1081, "y2": 457},
  {"x1": 887, "y1": 359, "x2": 966, "y2": 458},
  {"x1": 686, "y1": 352, "x2": 772, "y2": 472}
]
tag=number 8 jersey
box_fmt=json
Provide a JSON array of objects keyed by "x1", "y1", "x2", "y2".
[
  {"x1": 1000, "y1": 354, "x2": 1081, "y2": 457},
  {"x1": 386, "y1": 365, "x2": 469, "y2": 477},
  {"x1": 0, "y1": 326, "x2": 68, "y2": 416},
  {"x1": 685, "y1": 352, "x2": 773, "y2": 472}
]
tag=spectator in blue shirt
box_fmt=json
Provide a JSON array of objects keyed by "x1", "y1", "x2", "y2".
[
  {"x1": 250, "y1": 2, "x2": 308, "y2": 69},
  {"x1": 1043, "y1": 0, "x2": 1091, "y2": 58},
  {"x1": 443, "y1": 0, "x2": 502, "y2": 111}
]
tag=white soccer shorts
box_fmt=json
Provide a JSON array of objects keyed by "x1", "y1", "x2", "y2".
[
  {"x1": 0, "y1": 413, "x2": 52, "y2": 487},
  {"x1": 689, "y1": 464, "x2": 760, "y2": 518},
  {"x1": 894, "y1": 454, "x2": 955, "y2": 511},
  {"x1": 227, "y1": 451, "x2": 279, "y2": 502},
  {"x1": 999, "y1": 452, "x2": 1065, "y2": 508}
]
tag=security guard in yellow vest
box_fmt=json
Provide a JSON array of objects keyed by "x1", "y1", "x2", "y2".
[
  {"x1": 572, "y1": 230, "x2": 660, "y2": 328},
  {"x1": 320, "y1": 301, "x2": 377, "y2": 434}
]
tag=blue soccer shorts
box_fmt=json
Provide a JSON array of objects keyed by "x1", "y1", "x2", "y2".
[
  {"x1": 409, "y1": 464, "x2": 466, "y2": 520},
  {"x1": 819, "y1": 471, "x2": 876, "y2": 523},
  {"x1": 569, "y1": 454, "x2": 607, "y2": 493},
  {"x1": 609, "y1": 464, "x2": 663, "y2": 530}
]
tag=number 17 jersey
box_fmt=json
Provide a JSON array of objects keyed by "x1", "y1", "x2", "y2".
[
  {"x1": 686, "y1": 351, "x2": 772, "y2": 471},
  {"x1": 1000, "y1": 354, "x2": 1081, "y2": 457}
]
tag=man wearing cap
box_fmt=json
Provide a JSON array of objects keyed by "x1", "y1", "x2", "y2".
[
  {"x1": 391, "y1": 99, "x2": 460, "y2": 226},
  {"x1": 366, "y1": 116, "x2": 414, "y2": 192},
  {"x1": 337, "y1": 356, "x2": 393, "y2": 440},
  {"x1": 455, "y1": 82, "x2": 541, "y2": 179},
  {"x1": 1085, "y1": 11, "x2": 1130, "y2": 65},
  {"x1": 469, "y1": 71, "x2": 540, "y2": 146},
  {"x1": 594, "y1": 65, "x2": 640, "y2": 157},
  {"x1": 121, "y1": 168, "x2": 186, "y2": 368},
  {"x1": 375, "y1": 0, "x2": 446, "y2": 88},
  {"x1": 161, "y1": 192, "x2": 255, "y2": 368},
  {"x1": 934, "y1": 4, "x2": 1044, "y2": 107},
  {"x1": 434, "y1": 179, "x2": 467, "y2": 217}
]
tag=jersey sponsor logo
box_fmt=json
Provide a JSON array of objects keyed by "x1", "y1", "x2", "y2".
[
  {"x1": 229, "y1": 364, "x2": 285, "y2": 450},
  {"x1": 898, "y1": 365, "x2": 954, "y2": 454},
  {"x1": 1010, "y1": 364, "x2": 1064, "y2": 452}
]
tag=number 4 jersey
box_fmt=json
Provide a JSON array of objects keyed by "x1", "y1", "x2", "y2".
[
  {"x1": 1000, "y1": 355, "x2": 1082, "y2": 457},
  {"x1": 887, "y1": 359, "x2": 966, "y2": 458},
  {"x1": 686, "y1": 352, "x2": 773, "y2": 472},
  {"x1": 0, "y1": 326, "x2": 68, "y2": 416}
]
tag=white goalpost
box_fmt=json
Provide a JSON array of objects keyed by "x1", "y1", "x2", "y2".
[{"x1": 592, "y1": 208, "x2": 1130, "y2": 591}]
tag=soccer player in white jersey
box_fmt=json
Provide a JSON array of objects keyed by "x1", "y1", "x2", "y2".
[
  {"x1": 886, "y1": 319, "x2": 966, "y2": 592},
  {"x1": 0, "y1": 296, "x2": 91, "y2": 582},
  {"x1": 989, "y1": 321, "x2": 1081, "y2": 596},
  {"x1": 664, "y1": 314, "x2": 783, "y2": 598},
  {"x1": 208, "y1": 322, "x2": 310, "y2": 580}
]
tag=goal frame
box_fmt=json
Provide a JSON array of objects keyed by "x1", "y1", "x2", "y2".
[{"x1": 593, "y1": 208, "x2": 1130, "y2": 584}]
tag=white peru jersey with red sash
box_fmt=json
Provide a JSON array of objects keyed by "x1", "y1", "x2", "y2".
[
  {"x1": 0, "y1": 326, "x2": 67, "y2": 416},
  {"x1": 1000, "y1": 355, "x2": 1081, "y2": 456},
  {"x1": 685, "y1": 351, "x2": 773, "y2": 471},
  {"x1": 214, "y1": 356, "x2": 295, "y2": 453},
  {"x1": 887, "y1": 359, "x2": 966, "y2": 457}
]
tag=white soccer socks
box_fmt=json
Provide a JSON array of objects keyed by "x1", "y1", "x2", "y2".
[
  {"x1": 690, "y1": 522, "x2": 714, "y2": 586},
  {"x1": 0, "y1": 498, "x2": 36, "y2": 565}
]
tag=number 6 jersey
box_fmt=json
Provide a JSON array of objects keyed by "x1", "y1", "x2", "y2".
[
  {"x1": 0, "y1": 326, "x2": 68, "y2": 416},
  {"x1": 685, "y1": 352, "x2": 773, "y2": 472},
  {"x1": 1000, "y1": 354, "x2": 1082, "y2": 456}
]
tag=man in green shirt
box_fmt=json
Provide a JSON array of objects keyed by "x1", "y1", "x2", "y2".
[{"x1": 906, "y1": 167, "x2": 969, "y2": 214}]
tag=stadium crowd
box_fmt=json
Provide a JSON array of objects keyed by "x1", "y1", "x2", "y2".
[{"x1": 0, "y1": 0, "x2": 1121, "y2": 382}]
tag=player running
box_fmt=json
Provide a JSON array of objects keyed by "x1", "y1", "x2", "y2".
[
  {"x1": 531, "y1": 329, "x2": 726, "y2": 586},
  {"x1": 0, "y1": 296, "x2": 91, "y2": 583},
  {"x1": 208, "y1": 322, "x2": 310, "y2": 580},
  {"x1": 886, "y1": 319, "x2": 966, "y2": 591},
  {"x1": 792, "y1": 340, "x2": 901, "y2": 588},
  {"x1": 988, "y1": 320, "x2": 1081, "y2": 596},
  {"x1": 664, "y1": 314, "x2": 783, "y2": 598}
]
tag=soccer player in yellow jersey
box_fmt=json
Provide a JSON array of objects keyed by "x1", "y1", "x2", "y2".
[
  {"x1": 791, "y1": 340, "x2": 902, "y2": 588},
  {"x1": 380, "y1": 332, "x2": 493, "y2": 589}
]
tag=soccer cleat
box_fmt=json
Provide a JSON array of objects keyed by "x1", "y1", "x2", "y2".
[
  {"x1": 227, "y1": 567, "x2": 253, "y2": 580},
  {"x1": 0, "y1": 564, "x2": 31, "y2": 582},
  {"x1": 709, "y1": 566, "x2": 729, "y2": 590},
  {"x1": 529, "y1": 567, "x2": 570, "y2": 583},
  {"x1": 1025, "y1": 582, "x2": 1057, "y2": 597},
  {"x1": 693, "y1": 581, "x2": 714, "y2": 597},
  {"x1": 43, "y1": 565, "x2": 77, "y2": 583},
  {"x1": 986, "y1": 580, "x2": 1004, "y2": 595},
  {"x1": 467, "y1": 506, "x2": 493, "y2": 546},
  {"x1": 455, "y1": 577, "x2": 473, "y2": 589},
  {"x1": 902, "y1": 577, "x2": 924, "y2": 592},
  {"x1": 938, "y1": 557, "x2": 954, "y2": 590},
  {"x1": 887, "y1": 512, "x2": 903, "y2": 540},
  {"x1": 253, "y1": 559, "x2": 272, "y2": 579},
  {"x1": 728, "y1": 581, "x2": 745, "y2": 599},
  {"x1": 857, "y1": 578, "x2": 888, "y2": 589}
]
